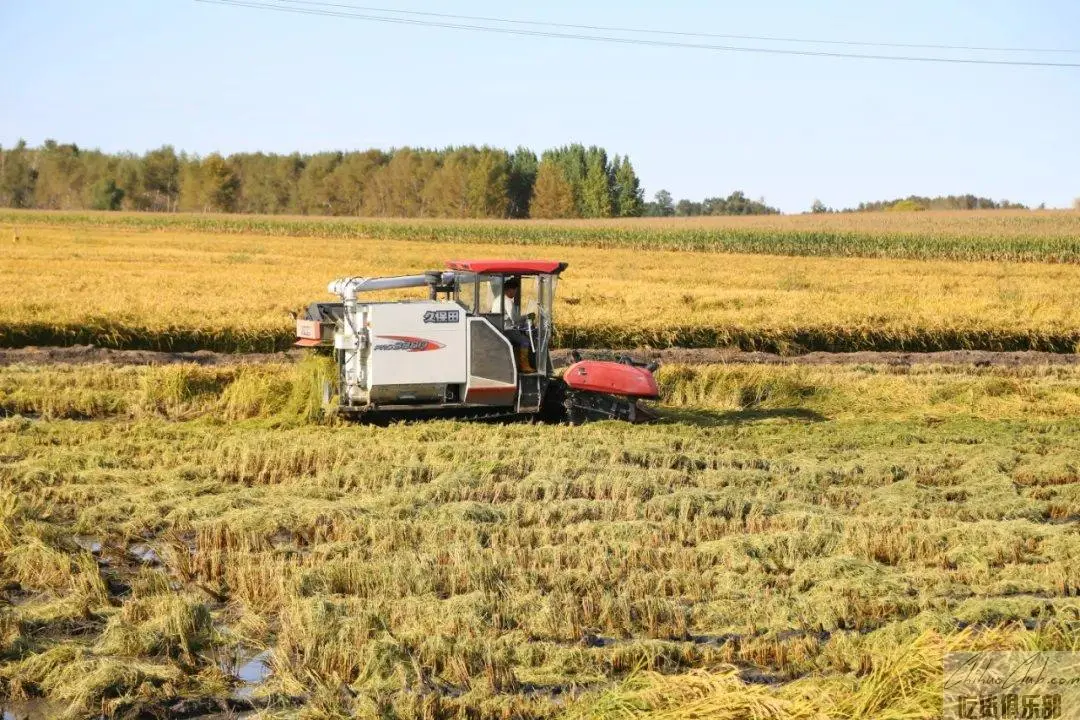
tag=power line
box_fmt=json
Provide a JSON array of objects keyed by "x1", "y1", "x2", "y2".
[
  {"x1": 195, "y1": 0, "x2": 1080, "y2": 68},
  {"x1": 269, "y1": 0, "x2": 1080, "y2": 56}
]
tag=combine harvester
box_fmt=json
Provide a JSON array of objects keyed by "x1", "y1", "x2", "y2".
[{"x1": 296, "y1": 260, "x2": 658, "y2": 423}]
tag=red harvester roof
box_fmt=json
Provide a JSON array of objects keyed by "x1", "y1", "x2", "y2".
[{"x1": 447, "y1": 260, "x2": 568, "y2": 275}]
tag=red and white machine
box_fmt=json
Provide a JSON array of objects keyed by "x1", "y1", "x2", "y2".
[{"x1": 296, "y1": 260, "x2": 658, "y2": 422}]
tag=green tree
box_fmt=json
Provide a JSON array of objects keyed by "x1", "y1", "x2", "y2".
[
  {"x1": 545, "y1": 145, "x2": 588, "y2": 215},
  {"x1": 811, "y1": 199, "x2": 828, "y2": 214},
  {"x1": 466, "y1": 148, "x2": 510, "y2": 218},
  {"x1": 179, "y1": 154, "x2": 239, "y2": 212},
  {"x1": 296, "y1": 152, "x2": 343, "y2": 214},
  {"x1": 178, "y1": 157, "x2": 205, "y2": 211},
  {"x1": 363, "y1": 149, "x2": 438, "y2": 217},
  {"x1": 703, "y1": 191, "x2": 779, "y2": 215},
  {"x1": 232, "y1": 152, "x2": 292, "y2": 214},
  {"x1": 90, "y1": 178, "x2": 124, "y2": 210},
  {"x1": 507, "y1": 148, "x2": 538, "y2": 218},
  {"x1": 647, "y1": 189, "x2": 675, "y2": 217},
  {"x1": 887, "y1": 198, "x2": 925, "y2": 212},
  {"x1": 675, "y1": 199, "x2": 703, "y2": 216},
  {"x1": 422, "y1": 149, "x2": 471, "y2": 217},
  {"x1": 612, "y1": 155, "x2": 644, "y2": 217},
  {"x1": 34, "y1": 140, "x2": 85, "y2": 209},
  {"x1": 113, "y1": 155, "x2": 143, "y2": 210},
  {"x1": 0, "y1": 140, "x2": 38, "y2": 208},
  {"x1": 203, "y1": 154, "x2": 240, "y2": 212},
  {"x1": 140, "y1": 146, "x2": 180, "y2": 211},
  {"x1": 529, "y1": 159, "x2": 575, "y2": 218},
  {"x1": 581, "y1": 148, "x2": 613, "y2": 218},
  {"x1": 325, "y1": 150, "x2": 386, "y2": 216}
]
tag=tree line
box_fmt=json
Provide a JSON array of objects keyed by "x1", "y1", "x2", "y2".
[
  {"x1": 0, "y1": 140, "x2": 647, "y2": 219},
  {"x1": 643, "y1": 189, "x2": 780, "y2": 217},
  {"x1": 811, "y1": 194, "x2": 1031, "y2": 213},
  {"x1": 2, "y1": 139, "x2": 1046, "y2": 218}
]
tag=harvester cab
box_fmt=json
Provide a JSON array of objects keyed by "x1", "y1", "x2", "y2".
[{"x1": 296, "y1": 260, "x2": 658, "y2": 423}]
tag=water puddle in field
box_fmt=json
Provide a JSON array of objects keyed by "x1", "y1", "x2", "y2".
[
  {"x1": 220, "y1": 648, "x2": 273, "y2": 701},
  {"x1": 575, "y1": 628, "x2": 840, "y2": 651},
  {"x1": 738, "y1": 668, "x2": 786, "y2": 685},
  {"x1": 72, "y1": 534, "x2": 102, "y2": 553},
  {"x1": 234, "y1": 650, "x2": 272, "y2": 698},
  {"x1": 517, "y1": 683, "x2": 590, "y2": 705},
  {"x1": 129, "y1": 543, "x2": 161, "y2": 565},
  {"x1": 2, "y1": 699, "x2": 59, "y2": 720},
  {"x1": 268, "y1": 529, "x2": 294, "y2": 548}
]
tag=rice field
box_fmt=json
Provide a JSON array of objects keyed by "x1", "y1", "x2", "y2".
[
  {"x1": 4, "y1": 217, "x2": 1080, "y2": 353},
  {"x1": 2, "y1": 210, "x2": 1080, "y2": 718},
  {"x1": 1, "y1": 360, "x2": 1078, "y2": 718}
]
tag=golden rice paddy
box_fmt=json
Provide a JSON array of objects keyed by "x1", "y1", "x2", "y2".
[
  {"x1": 3, "y1": 216, "x2": 1080, "y2": 352},
  {"x1": 2, "y1": 211, "x2": 1079, "y2": 719}
]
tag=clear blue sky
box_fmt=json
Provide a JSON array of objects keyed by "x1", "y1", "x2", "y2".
[{"x1": 2, "y1": 0, "x2": 1078, "y2": 212}]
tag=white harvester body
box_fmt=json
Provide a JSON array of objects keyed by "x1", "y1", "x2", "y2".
[
  {"x1": 297, "y1": 260, "x2": 659, "y2": 422},
  {"x1": 332, "y1": 299, "x2": 520, "y2": 407}
]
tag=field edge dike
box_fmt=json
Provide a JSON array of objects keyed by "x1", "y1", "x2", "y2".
[{"x1": 3, "y1": 320, "x2": 1079, "y2": 355}]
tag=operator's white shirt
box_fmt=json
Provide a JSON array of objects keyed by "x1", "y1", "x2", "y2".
[{"x1": 490, "y1": 293, "x2": 520, "y2": 326}]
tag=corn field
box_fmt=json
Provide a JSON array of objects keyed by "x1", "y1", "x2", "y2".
[{"x1": 5, "y1": 209, "x2": 1080, "y2": 262}]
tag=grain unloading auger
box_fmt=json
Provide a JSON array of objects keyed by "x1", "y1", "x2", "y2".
[{"x1": 295, "y1": 260, "x2": 658, "y2": 423}]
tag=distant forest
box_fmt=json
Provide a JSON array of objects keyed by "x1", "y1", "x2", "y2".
[
  {"x1": 0, "y1": 139, "x2": 1044, "y2": 218},
  {"x1": 643, "y1": 190, "x2": 780, "y2": 217},
  {"x1": 0, "y1": 140, "x2": 652, "y2": 219},
  {"x1": 811, "y1": 195, "x2": 1031, "y2": 214}
]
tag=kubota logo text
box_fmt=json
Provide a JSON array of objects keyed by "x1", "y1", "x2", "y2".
[{"x1": 373, "y1": 335, "x2": 445, "y2": 352}]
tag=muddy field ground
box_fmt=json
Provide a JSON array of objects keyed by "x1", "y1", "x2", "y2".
[
  {"x1": 2, "y1": 355, "x2": 1079, "y2": 719},
  {"x1": 5, "y1": 344, "x2": 1080, "y2": 369}
]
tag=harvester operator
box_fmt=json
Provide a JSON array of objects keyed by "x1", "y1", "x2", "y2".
[
  {"x1": 491, "y1": 276, "x2": 535, "y2": 373},
  {"x1": 491, "y1": 276, "x2": 521, "y2": 326}
]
